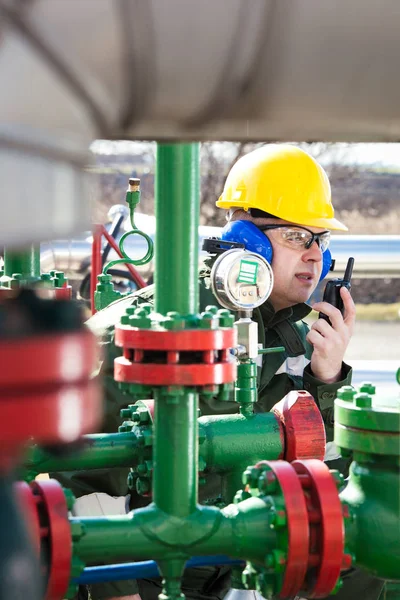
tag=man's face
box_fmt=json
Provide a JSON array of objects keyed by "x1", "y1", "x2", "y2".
[{"x1": 255, "y1": 218, "x2": 327, "y2": 311}]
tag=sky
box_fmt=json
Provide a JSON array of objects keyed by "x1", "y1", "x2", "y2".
[{"x1": 90, "y1": 140, "x2": 400, "y2": 170}]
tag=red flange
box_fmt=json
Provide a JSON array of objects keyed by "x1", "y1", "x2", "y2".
[
  {"x1": 272, "y1": 391, "x2": 326, "y2": 461},
  {"x1": 257, "y1": 460, "x2": 310, "y2": 599},
  {"x1": 115, "y1": 359, "x2": 236, "y2": 386},
  {"x1": 0, "y1": 331, "x2": 96, "y2": 386},
  {"x1": 54, "y1": 284, "x2": 72, "y2": 300},
  {"x1": 32, "y1": 479, "x2": 72, "y2": 600},
  {"x1": 292, "y1": 460, "x2": 344, "y2": 599},
  {"x1": 137, "y1": 399, "x2": 155, "y2": 420},
  {"x1": 0, "y1": 380, "x2": 100, "y2": 445},
  {"x1": 15, "y1": 481, "x2": 41, "y2": 554},
  {"x1": 115, "y1": 326, "x2": 236, "y2": 351},
  {"x1": 0, "y1": 330, "x2": 101, "y2": 447}
]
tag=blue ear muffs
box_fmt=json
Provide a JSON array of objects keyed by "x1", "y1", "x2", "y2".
[
  {"x1": 221, "y1": 220, "x2": 332, "y2": 282},
  {"x1": 221, "y1": 220, "x2": 273, "y2": 264}
]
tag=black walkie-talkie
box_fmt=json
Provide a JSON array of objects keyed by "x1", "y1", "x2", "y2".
[{"x1": 319, "y1": 257, "x2": 354, "y2": 324}]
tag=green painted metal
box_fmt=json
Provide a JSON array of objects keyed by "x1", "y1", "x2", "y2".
[
  {"x1": 24, "y1": 411, "x2": 283, "y2": 502},
  {"x1": 153, "y1": 387, "x2": 198, "y2": 517},
  {"x1": 103, "y1": 178, "x2": 154, "y2": 275},
  {"x1": 94, "y1": 274, "x2": 122, "y2": 311},
  {"x1": 24, "y1": 432, "x2": 140, "y2": 478},
  {"x1": 336, "y1": 383, "x2": 400, "y2": 581},
  {"x1": 72, "y1": 497, "x2": 275, "y2": 566},
  {"x1": 52, "y1": 142, "x2": 400, "y2": 597},
  {"x1": 340, "y1": 459, "x2": 400, "y2": 580},
  {"x1": 235, "y1": 361, "x2": 257, "y2": 416},
  {"x1": 335, "y1": 390, "x2": 400, "y2": 432},
  {"x1": 155, "y1": 143, "x2": 200, "y2": 315},
  {"x1": 3, "y1": 246, "x2": 40, "y2": 280},
  {"x1": 199, "y1": 411, "x2": 283, "y2": 500},
  {"x1": 335, "y1": 388, "x2": 400, "y2": 456}
]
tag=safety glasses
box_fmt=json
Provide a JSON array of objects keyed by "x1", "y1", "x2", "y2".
[{"x1": 256, "y1": 224, "x2": 331, "y2": 252}]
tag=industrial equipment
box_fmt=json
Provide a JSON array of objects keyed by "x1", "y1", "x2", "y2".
[
  {"x1": 1, "y1": 3, "x2": 400, "y2": 600},
  {"x1": 12, "y1": 145, "x2": 400, "y2": 600}
]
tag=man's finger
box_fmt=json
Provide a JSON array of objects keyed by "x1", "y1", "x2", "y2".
[{"x1": 340, "y1": 286, "x2": 356, "y2": 324}]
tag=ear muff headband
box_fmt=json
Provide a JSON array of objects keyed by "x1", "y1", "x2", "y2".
[{"x1": 221, "y1": 220, "x2": 332, "y2": 282}]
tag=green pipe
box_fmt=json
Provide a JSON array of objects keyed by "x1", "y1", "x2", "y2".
[
  {"x1": 155, "y1": 143, "x2": 200, "y2": 315},
  {"x1": 153, "y1": 388, "x2": 198, "y2": 517},
  {"x1": 340, "y1": 458, "x2": 400, "y2": 580},
  {"x1": 24, "y1": 433, "x2": 140, "y2": 477},
  {"x1": 199, "y1": 412, "x2": 283, "y2": 473},
  {"x1": 73, "y1": 498, "x2": 275, "y2": 567},
  {"x1": 24, "y1": 412, "x2": 283, "y2": 488},
  {"x1": 3, "y1": 245, "x2": 40, "y2": 280}
]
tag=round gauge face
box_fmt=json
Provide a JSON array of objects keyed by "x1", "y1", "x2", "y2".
[{"x1": 211, "y1": 250, "x2": 274, "y2": 311}]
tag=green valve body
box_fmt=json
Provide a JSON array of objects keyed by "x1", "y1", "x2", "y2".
[{"x1": 335, "y1": 385, "x2": 400, "y2": 580}]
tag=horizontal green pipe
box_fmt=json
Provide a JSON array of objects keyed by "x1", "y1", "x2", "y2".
[
  {"x1": 25, "y1": 433, "x2": 140, "y2": 475},
  {"x1": 73, "y1": 499, "x2": 274, "y2": 567},
  {"x1": 26, "y1": 413, "x2": 283, "y2": 480},
  {"x1": 199, "y1": 412, "x2": 283, "y2": 473},
  {"x1": 341, "y1": 459, "x2": 400, "y2": 580}
]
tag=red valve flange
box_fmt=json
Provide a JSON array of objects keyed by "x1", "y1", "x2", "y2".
[
  {"x1": 272, "y1": 391, "x2": 326, "y2": 461},
  {"x1": 292, "y1": 460, "x2": 345, "y2": 599},
  {"x1": 257, "y1": 460, "x2": 310, "y2": 599},
  {"x1": 31, "y1": 479, "x2": 72, "y2": 600},
  {"x1": 114, "y1": 327, "x2": 236, "y2": 386},
  {"x1": 15, "y1": 479, "x2": 73, "y2": 600},
  {"x1": 0, "y1": 330, "x2": 100, "y2": 448}
]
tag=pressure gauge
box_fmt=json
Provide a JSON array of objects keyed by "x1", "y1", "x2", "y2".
[{"x1": 211, "y1": 249, "x2": 273, "y2": 311}]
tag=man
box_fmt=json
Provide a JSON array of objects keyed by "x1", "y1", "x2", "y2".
[{"x1": 55, "y1": 145, "x2": 383, "y2": 600}]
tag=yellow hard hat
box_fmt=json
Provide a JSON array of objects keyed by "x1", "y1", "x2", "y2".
[{"x1": 217, "y1": 144, "x2": 347, "y2": 231}]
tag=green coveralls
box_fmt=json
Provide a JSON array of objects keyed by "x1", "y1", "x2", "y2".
[{"x1": 53, "y1": 281, "x2": 384, "y2": 600}]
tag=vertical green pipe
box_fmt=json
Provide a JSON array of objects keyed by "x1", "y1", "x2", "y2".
[
  {"x1": 4, "y1": 246, "x2": 40, "y2": 279},
  {"x1": 152, "y1": 143, "x2": 200, "y2": 520},
  {"x1": 153, "y1": 388, "x2": 198, "y2": 516},
  {"x1": 155, "y1": 143, "x2": 200, "y2": 315}
]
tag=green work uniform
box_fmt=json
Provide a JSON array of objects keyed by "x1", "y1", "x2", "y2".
[{"x1": 52, "y1": 281, "x2": 383, "y2": 600}]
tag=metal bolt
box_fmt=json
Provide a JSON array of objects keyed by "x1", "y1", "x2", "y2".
[
  {"x1": 199, "y1": 311, "x2": 215, "y2": 329},
  {"x1": 330, "y1": 470, "x2": 345, "y2": 489},
  {"x1": 331, "y1": 577, "x2": 343, "y2": 594},
  {"x1": 98, "y1": 274, "x2": 112, "y2": 283},
  {"x1": 121, "y1": 306, "x2": 137, "y2": 325},
  {"x1": 70, "y1": 556, "x2": 86, "y2": 578},
  {"x1": 242, "y1": 466, "x2": 261, "y2": 488},
  {"x1": 70, "y1": 521, "x2": 86, "y2": 541},
  {"x1": 265, "y1": 553, "x2": 275, "y2": 569},
  {"x1": 63, "y1": 487, "x2": 76, "y2": 512},
  {"x1": 127, "y1": 471, "x2": 137, "y2": 489},
  {"x1": 258, "y1": 470, "x2": 277, "y2": 494},
  {"x1": 120, "y1": 408, "x2": 133, "y2": 419},
  {"x1": 164, "y1": 312, "x2": 185, "y2": 330},
  {"x1": 217, "y1": 309, "x2": 235, "y2": 328},
  {"x1": 359, "y1": 382, "x2": 376, "y2": 395},
  {"x1": 337, "y1": 446, "x2": 353, "y2": 458},
  {"x1": 337, "y1": 385, "x2": 357, "y2": 402},
  {"x1": 140, "y1": 303, "x2": 153, "y2": 315},
  {"x1": 271, "y1": 508, "x2": 287, "y2": 528},
  {"x1": 205, "y1": 305, "x2": 219, "y2": 315},
  {"x1": 355, "y1": 393, "x2": 373, "y2": 408},
  {"x1": 118, "y1": 423, "x2": 132, "y2": 433},
  {"x1": 136, "y1": 477, "x2": 151, "y2": 495},
  {"x1": 271, "y1": 549, "x2": 286, "y2": 573}
]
